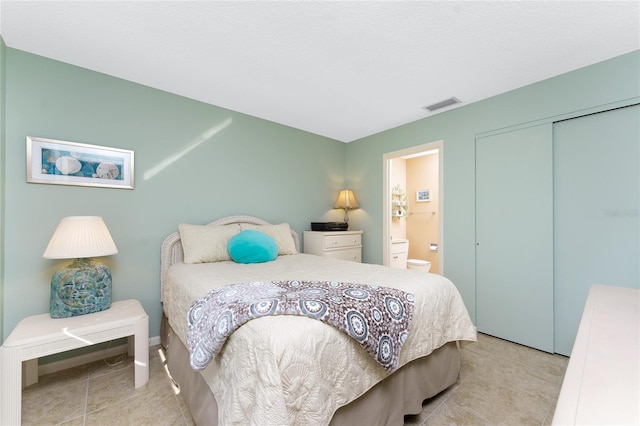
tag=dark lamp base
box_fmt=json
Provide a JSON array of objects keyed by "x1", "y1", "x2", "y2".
[{"x1": 50, "y1": 260, "x2": 112, "y2": 318}]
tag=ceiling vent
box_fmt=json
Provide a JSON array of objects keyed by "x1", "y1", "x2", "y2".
[{"x1": 423, "y1": 97, "x2": 461, "y2": 112}]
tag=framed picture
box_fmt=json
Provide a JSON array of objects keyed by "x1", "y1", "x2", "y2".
[
  {"x1": 26, "y1": 136, "x2": 134, "y2": 189},
  {"x1": 416, "y1": 189, "x2": 431, "y2": 202}
]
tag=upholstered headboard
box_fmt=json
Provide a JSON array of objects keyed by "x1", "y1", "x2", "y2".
[{"x1": 160, "y1": 215, "x2": 300, "y2": 297}]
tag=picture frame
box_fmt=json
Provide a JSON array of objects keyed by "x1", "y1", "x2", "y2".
[
  {"x1": 26, "y1": 136, "x2": 134, "y2": 189},
  {"x1": 416, "y1": 189, "x2": 431, "y2": 202}
]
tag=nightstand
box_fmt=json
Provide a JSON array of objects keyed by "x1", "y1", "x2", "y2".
[
  {"x1": 303, "y1": 230, "x2": 363, "y2": 262},
  {"x1": 0, "y1": 299, "x2": 149, "y2": 425}
]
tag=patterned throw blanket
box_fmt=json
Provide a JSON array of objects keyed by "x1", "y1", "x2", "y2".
[{"x1": 187, "y1": 280, "x2": 415, "y2": 372}]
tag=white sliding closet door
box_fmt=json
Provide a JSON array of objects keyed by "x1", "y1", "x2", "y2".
[
  {"x1": 476, "y1": 124, "x2": 554, "y2": 352},
  {"x1": 553, "y1": 105, "x2": 640, "y2": 356}
]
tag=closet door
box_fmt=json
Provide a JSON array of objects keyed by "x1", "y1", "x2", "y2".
[
  {"x1": 476, "y1": 124, "x2": 554, "y2": 352},
  {"x1": 553, "y1": 105, "x2": 640, "y2": 356}
]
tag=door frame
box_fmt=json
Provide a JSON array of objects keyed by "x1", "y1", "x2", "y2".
[{"x1": 382, "y1": 140, "x2": 444, "y2": 269}]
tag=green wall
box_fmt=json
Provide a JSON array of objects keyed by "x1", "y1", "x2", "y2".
[
  {"x1": 1, "y1": 48, "x2": 346, "y2": 339},
  {"x1": 346, "y1": 50, "x2": 640, "y2": 322},
  {"x1": 0, "y1": 37, "x2": 6, "y2": 342}
]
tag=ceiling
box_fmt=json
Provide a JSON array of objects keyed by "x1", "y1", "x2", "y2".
[{"x1": 0, "y1": 1, "x2": 638, "y2": 142}]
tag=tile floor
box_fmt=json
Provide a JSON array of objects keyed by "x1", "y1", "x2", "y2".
[
  {"x1": 22, "y1": 346, "x2": 194, "y2": 426},
  {"x1": 404, "y1": 333, "x2": 569, "y2": 425},
  {"x1": 21, "y1": 333, "x2": 568, "y2": 425}
]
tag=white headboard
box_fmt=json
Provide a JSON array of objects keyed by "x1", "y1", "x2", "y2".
[{"x1": 160, "y1": 215, "x2": 300, "y2": 297}]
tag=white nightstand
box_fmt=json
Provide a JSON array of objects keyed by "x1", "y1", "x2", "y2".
[
  {"x1": 303, "y1": 230, "x2": 363, "y2": 262},
  {"x1": 0, "y1": 299, "x2": 149, "y2": 425}
]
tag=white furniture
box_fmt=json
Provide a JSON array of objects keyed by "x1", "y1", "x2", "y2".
[
  {"x1": 390, "y1": 239, "x2": 408, "y2": 269},
  {"x1": 0, "y1": 299, "x2": 149, "y2": 425},
  {"x1": 303, "y1": 230, "x2": 362, "y2": 262},
  {"x1": 552, "y1": 284, "x2": 640, "y2": 425}
]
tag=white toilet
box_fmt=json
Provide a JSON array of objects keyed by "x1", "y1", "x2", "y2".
[
  {"x1": 407, "y1": 258, "x2": 431, "y2": 272},
  {"x1": 390, "y1": 239, "x2": 432, "y2": 272}
]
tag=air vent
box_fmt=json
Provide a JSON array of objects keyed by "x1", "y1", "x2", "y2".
[{"x1": 423, "y1": 97, "x2": 461, "y2": 112}]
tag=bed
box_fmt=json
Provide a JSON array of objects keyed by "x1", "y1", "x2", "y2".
[{"x1": 160, "y1": 215, "x2": 476, "y2": 425}]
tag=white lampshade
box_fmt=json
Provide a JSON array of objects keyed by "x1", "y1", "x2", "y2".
[
  {"x1": 43, "y1": 216, "x2": 118, "y2": 259},
  {"x1": 334, "y1": 190, "x2": 359, "y2": 209}
]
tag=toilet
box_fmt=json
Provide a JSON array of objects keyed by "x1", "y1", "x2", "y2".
[
  {"x1": 407, "y1": 258, "x2": 431, "y2": 272},
  {"x1": 390, "y1": 239, "x2": 432, "y2": 272}
]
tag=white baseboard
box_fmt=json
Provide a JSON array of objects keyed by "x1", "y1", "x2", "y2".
[{"x1": 37, "y1": 335, "x2": 162, "y2": 377}]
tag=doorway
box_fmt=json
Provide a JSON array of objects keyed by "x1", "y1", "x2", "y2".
[{"x1": 383, "y1": 141, "x2": 443, "y2": 272}]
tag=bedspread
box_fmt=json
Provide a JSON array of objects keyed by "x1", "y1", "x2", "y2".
[
  {"x1": 187, "y1": 280, "x2": 415, "y2": 372},
  {"x1": 163, "y1": 253, "x2": 476, "y2": 425}
]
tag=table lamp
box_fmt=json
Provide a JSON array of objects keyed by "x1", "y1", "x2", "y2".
[
  {"x1": 43, "y1": 216, "x2": 118, "y2": 318},
  {"x1": 334, "y1": 189, "x2": 359, "y2": 224}
]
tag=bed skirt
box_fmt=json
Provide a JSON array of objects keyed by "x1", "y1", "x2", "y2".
[{"x1": 161, "y1": 315, "x2": 461, "y2": 425}]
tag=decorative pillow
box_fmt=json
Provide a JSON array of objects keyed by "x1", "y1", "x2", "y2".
[
  {"x1": 179, "y1": 224, "x2": 241, "y2": 264},
  {"x1": 239, "y1": 223, "x2": 297, "y2": 255},
  {"x1": 227, "y1": 230, "x2": 278, "y2": 264}
]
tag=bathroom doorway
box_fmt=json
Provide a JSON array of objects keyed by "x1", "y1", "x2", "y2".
[{"x1": 382, "y1": 141, "x2": 443, "y2": 273}]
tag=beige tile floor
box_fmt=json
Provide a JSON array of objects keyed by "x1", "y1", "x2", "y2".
[
  {"x1": 22, "y1": 333, "x2": 568, "y2": 425},
  {"x1": 22, "y1": 346, "x2": 195, "y2": 426},
  {"x1": 405, "y1": 333, "x2": 569, "y2": 425}
]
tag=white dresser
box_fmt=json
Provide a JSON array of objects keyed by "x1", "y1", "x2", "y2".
[
  {"x1": 552, "y1": 284, "x2": 639, "y2": 425},
  {"x1": 303, "y1": 230, "x2": 362, "y2": 263}
]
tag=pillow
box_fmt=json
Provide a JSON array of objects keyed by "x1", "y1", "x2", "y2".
[
  {"x1": 239, "y1": 223, "x2": 297, "y2": 255},
  {"x1": 227, "y1": 230, "x2": 278, "y2": 264},
  {"x1": 179, "y1": 224, "x2": 241, "y2": 264}
]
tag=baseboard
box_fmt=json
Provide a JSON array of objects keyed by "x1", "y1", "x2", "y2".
[{"x1": 37, "y1": 335, "x2": 162, "y2": 377}]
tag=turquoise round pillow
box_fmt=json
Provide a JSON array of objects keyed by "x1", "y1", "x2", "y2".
[{"x1": 228, "y1": 230, "x2": 278, "y2": 264}]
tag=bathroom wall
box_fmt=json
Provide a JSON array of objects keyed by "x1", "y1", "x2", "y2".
[
  {"x1": 406, "y1": 153, "x2": 439, "y2": 273},
  {"x1": 390, "y1": 157, "x2": 406, "y2": 239}
]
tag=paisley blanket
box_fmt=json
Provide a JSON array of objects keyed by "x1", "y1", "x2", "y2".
[{"x1": 187, "y1": 280, "x2": 415, "y2": 372}]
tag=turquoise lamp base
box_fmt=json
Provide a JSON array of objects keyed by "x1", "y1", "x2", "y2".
[{"x1": 50, "y1": 258, "x2": 112, "y2": 318}]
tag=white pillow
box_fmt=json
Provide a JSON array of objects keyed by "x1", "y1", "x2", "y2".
[
  {"x1": 239, "y1": 223, "x2": 297, "y2": 255},
  {"x1": 179, "y1": 223, "x2": 241, "y2": 264}
]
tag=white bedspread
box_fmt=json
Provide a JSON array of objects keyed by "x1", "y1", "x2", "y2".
[{"x1": 163, "y1": 253, "x2": 476, "y2": 425}]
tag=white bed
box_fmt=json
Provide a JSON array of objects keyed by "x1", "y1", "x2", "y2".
[{"x1": 160, "y1": 215, "x2": 476, "y2": 425}]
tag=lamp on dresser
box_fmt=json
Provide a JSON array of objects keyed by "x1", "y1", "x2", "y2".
[
  {"x1": 43, "y1": 216, "x2": 118, "y2": 318},
  {"x1": 334, "y1": 189, "x2": 359, "y2": 224}
]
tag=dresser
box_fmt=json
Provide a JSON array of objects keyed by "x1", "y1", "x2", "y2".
[
  {"x1": 552, "y1": 284, "x2": 639, "y2": 425},
  {"x1": 303, "y1": 230, "x2": 362, "y2": 262}
]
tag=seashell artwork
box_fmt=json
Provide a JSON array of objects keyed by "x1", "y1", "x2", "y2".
[
  {"x1": 55, "y1": 156, "x2": 82, "y2": 175},
  {"x1": 28, "y1": 137, "x2": 133, "y2": 189},
  {"x1": 96, "y1": 162, "x2": 120, "y2": 180}
]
